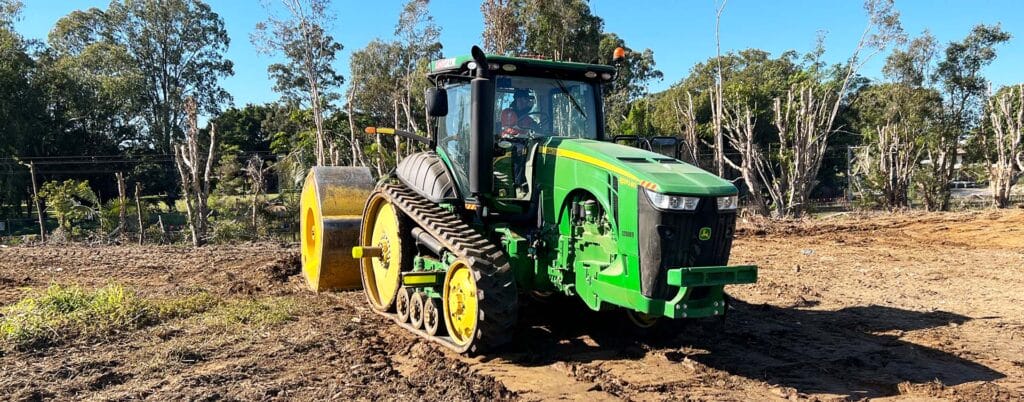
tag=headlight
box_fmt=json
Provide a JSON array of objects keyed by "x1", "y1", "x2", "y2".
[
  {"x1": 643, "y1": 188, "x2": 699, "y2": 211},
  {"x1": 717, "y1": 195, "x2": 738, "y2": 210}
]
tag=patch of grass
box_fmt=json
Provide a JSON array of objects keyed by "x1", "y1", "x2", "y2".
[
  {"x1": 206, "y1": 297, "x2": 296, "y2": 328},
  {"x1": 0, "y1": 284, "x2": 152, "y2": 350},
  {"x1": 154, "y1": 291, "x2": 219, "y2": 319},
  {"x1": 0, "y1": 284, "x2": 296, "y2": 351},
  {"x1": 0, "y1": 284, "x2": 219, "y2": 351}
]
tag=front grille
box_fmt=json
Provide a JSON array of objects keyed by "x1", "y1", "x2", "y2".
[{"x1": 636, "y1": 192, "x2": 736, "y2": 299}]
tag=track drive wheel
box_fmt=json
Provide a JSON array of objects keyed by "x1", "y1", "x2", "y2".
[
  {"x1": 423, "y1": 296, "x2": 443, "y2": 336},
  {"x1": 359, "y1": 193, "x2": 407, "y2": 311},
  {"x1": 409, "y1": 291, "x2": 425, "y2": 329},
  {"x1": 395, "y1": 288, "x2": 412, "y2": 323}
]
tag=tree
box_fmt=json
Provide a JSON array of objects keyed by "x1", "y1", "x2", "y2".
[
  {"x1": 0, "y1": 0, "x2": 22, "y2": 28},
  {"x1": 522, "y1": 0, "x2": 603, "y2": 62},
  {"x1": 0, "y1": 21, "x2": 47, "y2": 217},
  {"x1": 712, "y1": 0, "x2": 728, "y2": 177},
  {"x1": 849, "y1": 34, "x2": 942, "y2": 209},
  {"x1": 984, "y1": 84, "x2": 1024, "y2": 208},
  {"x1": 853, "y1": 83, "x2": 941, "y2": 209},
  {"x1": 51, "y1": 1, "x2": 234, "y2": 153},
  {"x1": 253, "y1": 0, "x2": 344, "y2": 167},
  {"x1": 349, "y1": 40, "x2": 404, "y2": 176},
  {"x1": 920, "y1": 24, "x2": 1011, "y2": 210},
  {"x1": 393, "y1": 0, "x2": 442, "y2": 157},
  {"x1": 38, "y1": 179, "x2": 99, "y2": 235},
  {"x1": 481, "y1": 0, "x2": 524, "y2": 55},
  {"x1": 598, "y1": 33, "x2": 662, "y2": 134},
  {"x1": 244, "y1": 155, "x2": 269, "y2": 232},
  {"x1": 725, "y1": 0, "x2": 903, "y2": 218},
  {"x1": 173, "y1": 97, "x2": 218, "y2": 247}
]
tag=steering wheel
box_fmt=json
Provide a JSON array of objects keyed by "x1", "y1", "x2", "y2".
[{"x1": 517, "y1": 111, "x2": 549, "y2": 131}]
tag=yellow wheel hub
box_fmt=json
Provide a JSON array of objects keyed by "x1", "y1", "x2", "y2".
[
  {"x1": 360, "y1": 195, "x2": 404, "y2": 310},
  {"x1": 626, "y1": 310, "x2": 659, "y2": 329},
  {"x1": 443, "y1": 261, "x2": 478, "y2": 346}
]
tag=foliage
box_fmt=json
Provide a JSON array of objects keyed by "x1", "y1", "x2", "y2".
[
  {"x1": 253, "y1": 0, "x2": 343, "y2": 166},
  {"x1": 38, "y1": 179, "x2": 99, "y2": 234},
  {"x1": 0, "y1": 0, "x2": 22, "y2": 28},
  {"x1": 50, "y1": 0, "x2": 234, "y2": 153},
  {"x1": 480, "y1": 0, "x2": 524, "y2": 55},
  {"x1": 522, "y1": 0, "x2": 602, "y2": 62},
  {"x1": 598, "y1": 33, "x2": 663, "y2": 134},
  {"x1": 918, "y1": 24, "x2": 1012, "y2": 210},
  {"x1": 99, "y1": 197, "x2": 151, "y2": 235}
]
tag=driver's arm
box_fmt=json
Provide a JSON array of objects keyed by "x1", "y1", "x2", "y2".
[{"x1": 499, "y1": 108, "x2": 521, "y2": 137}]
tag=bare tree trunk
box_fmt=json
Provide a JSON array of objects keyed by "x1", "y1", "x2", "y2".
[
  {"x1": 873, "y1": 123, "x2": 921, "y2": 209},
  {"x1": 135, "y1": 183, "x2": 144, "y2": 245},
  {"x1": 346, "y1": 90, "x2": 367, "y2": 167},
  {"x1": 157, "y1": 215, "x2": 166, "y2": 244},
  {"x1": 721, "y1": 101, "x2": 771, "y2": 216},
  {"x1": 173, "y1": 97, "x2": 218, "y2": 247},
  {"x1": 393, "y1": 99, "x2": 403, "y2": 161},
  {"x1": 770, "y1": 85, "x2": 833, "y2": 218},
  {"x1": 674, "y1": 92, "x2": 701, "y2": 165},
  {"x1": 245, "y1": 155, "x2": 266, "y2": 235},
  {"x1": 988, "y1": 84, "x2": 1024, "y2": 208}
]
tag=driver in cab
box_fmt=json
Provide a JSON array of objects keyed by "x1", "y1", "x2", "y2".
[{"x1": 500, "y1": 89, "x2": 538, "y2": 137}]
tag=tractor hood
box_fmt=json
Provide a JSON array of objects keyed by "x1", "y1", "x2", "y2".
[{"x1": 540, "y1": 138, "x2": 737, "y2": 196}]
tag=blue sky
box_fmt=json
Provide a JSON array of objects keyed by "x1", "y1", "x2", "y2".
[{"x1": 14, "y1": 0, "x2": 1024, "y2": 111}]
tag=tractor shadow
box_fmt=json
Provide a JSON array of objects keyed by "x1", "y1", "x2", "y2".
[{"x1": 497, "y1": 296, "x2": 1004, "y2": 399}]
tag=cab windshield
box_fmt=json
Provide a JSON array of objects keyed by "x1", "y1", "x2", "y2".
[{"x1": 494, "y1": 75, "x2": 598, "y2": 139}]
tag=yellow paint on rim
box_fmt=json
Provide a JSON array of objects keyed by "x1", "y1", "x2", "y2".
[
  {"x1": 360, "y1": 196, "x2": 403, "y2": 310},
  {"x1": 443, "y1": 260, "x2": 478, "y2": 346},
  {"x1": 299, "y1": 177, "x2": 322, "y2": 290}
]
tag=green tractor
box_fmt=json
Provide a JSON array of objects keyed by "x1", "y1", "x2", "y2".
[{"x1": 300, "y1": 46, "x2": 757, "y2": 354}]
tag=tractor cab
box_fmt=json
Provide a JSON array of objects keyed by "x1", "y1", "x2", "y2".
[{"x1": 428, "y1": 51, "x2": 616, "y2": 204}]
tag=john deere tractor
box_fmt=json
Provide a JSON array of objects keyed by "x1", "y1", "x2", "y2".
[{"x1": 300, "y1": 46, "x2": 757, "y2": 354}]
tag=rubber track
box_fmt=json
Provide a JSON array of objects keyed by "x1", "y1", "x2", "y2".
[{"x1": 369, "y1": 182, "x2": 518, "y2": 354}]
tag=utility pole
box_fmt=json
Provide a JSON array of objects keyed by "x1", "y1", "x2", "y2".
[{"x1": 16, "y1": 159, "x2": 46, "y2": 242}]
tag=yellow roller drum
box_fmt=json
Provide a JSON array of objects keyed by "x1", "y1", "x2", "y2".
[{"x1": 299, "y1": 167, "x2": 374, "y2": 292}]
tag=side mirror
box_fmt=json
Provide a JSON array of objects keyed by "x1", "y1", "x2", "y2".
[{"x1": 426, "y1": 87, "x2": 448, "y2": 117}]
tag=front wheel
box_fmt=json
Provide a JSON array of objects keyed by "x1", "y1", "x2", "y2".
[{"x1": 359, "y1": 193, "x2": 407, "y2": 311}]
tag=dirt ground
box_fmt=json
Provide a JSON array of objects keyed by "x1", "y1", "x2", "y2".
[{"x1": 1, "y1": 210, "x2": 1022, "y2": 401}]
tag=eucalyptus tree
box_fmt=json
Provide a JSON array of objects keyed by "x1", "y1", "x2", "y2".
[
  {"x1": 983, "y1": 84, "x2": 1023, "y2": 208},
  {"x1": 480, "y1": 0, "x2": 524, "y2": 55},
  {"x1": 50, "y1": 0, "x2": 233, "y2": 153},
  {"x1": 253, "y1": 0, "x2": 344, "y2": 167},
  {"x1": 920, "y1": 24, "x2": 1011, "y2": 210},
  {"x1": 850, "y1": 33, "x2": 942, "y2": 209},
  {"x1": 522, "y1": 0, "x2": 602, "y2": 62}
]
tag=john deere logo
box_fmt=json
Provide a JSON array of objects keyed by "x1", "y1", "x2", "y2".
[{"x1": 698, "y1": 227, "x2": 712, "y2": 241}]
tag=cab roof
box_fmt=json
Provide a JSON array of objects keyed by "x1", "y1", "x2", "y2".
[{"x1": 428, "y1": 54, "x2": 617, "y2": 83}]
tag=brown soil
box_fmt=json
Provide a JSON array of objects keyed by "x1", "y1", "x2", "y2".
[{"x1": 1, "y1": 210, "x2": 1022, "y2": 401}]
